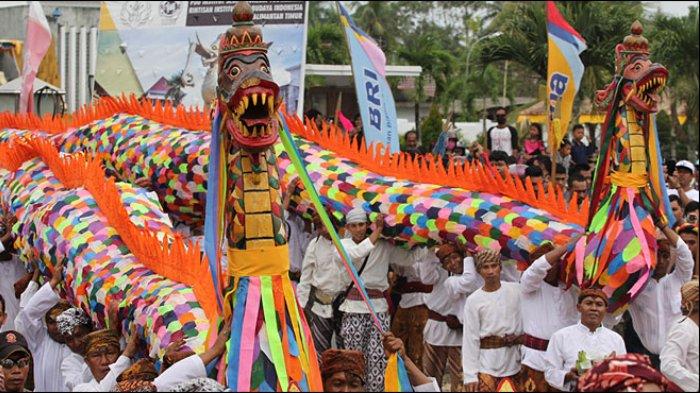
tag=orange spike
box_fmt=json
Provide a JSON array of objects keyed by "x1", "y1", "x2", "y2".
[
  {"x1": 523, "y1": 176, "x2": 537, "y2": 205},
  {"x1": 17, "y1": 138, "x2": 220, "y2": 324},
  {"x1": 0, "y1": 138, "x2": 38, "y2": 171}
]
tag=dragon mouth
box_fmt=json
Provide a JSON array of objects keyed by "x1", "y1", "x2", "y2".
[
  {"x1": 628, "y1": 67, "x2": 668, "y2": 112},
  {"x1": 225, "y1": 78, "x2": 280, "y2": 150}
]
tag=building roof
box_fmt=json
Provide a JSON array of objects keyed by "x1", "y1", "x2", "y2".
[
  {"x1": 146, "y1": 77, "x2": 170, "y2": 96},
  {"x1": 0, "y1": 76, "x2": 64, "y2": 94}
]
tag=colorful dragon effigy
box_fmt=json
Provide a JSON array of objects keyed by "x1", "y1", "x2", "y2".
[
  {"x1": 563, "y1": 21, "x2": 673, "y2": 313},
  {"x1": 0, "y1": 4, "x2": 668, "y2": 390}
]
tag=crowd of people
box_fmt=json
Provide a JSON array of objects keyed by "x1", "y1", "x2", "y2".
[{"x1": 1, "y1": 111, "x2": 699, "y2": 392}]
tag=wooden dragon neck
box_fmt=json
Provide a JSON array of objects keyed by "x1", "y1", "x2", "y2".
[
  {"x1": 613, "y1": 102, "x2": 649, "y2": 174},
  {"x1": 225, "y1": 146, "x2": 287, "y2": 250}
]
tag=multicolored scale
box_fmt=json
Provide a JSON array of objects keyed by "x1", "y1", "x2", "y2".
[{"x1": 0, "y1": 153, "x2": 209, "y2": 357}]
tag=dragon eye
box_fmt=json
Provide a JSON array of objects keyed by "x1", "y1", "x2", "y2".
[
  {"x1": 261, "y1": 65, "x2": 270, "y2": 74},
  {"x1": 228, "y1": 66, "x2": 241, "y2": 78}
]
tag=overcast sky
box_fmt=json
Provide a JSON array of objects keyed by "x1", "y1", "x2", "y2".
[{"x1": 646, "y1": 1, "x2": 698, "y2": 16}]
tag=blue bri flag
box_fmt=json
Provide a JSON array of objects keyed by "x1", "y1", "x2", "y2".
[{"x1": 337, "y1": 1, "x2": 400, "y2": 153}]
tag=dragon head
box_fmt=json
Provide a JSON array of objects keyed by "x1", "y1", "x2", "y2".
[
  {"x1": 217, "y1": 1, "x2": 281, "y2": 152},
  {"x1": 615, "y1": 20, "x2": 668, "y2": 113}
]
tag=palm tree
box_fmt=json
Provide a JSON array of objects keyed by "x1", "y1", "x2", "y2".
[
  {"x1": 351, "y1": 1, "x2": 402, "y2": 55},
  {"x1": 649, "y1": 6, "x2": 699, "y2": 160},
  {"x1": 477, "y1": 1, "x2": 644, "y2": 140}
]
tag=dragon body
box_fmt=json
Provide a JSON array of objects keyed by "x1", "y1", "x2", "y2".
[{"x1": 0, "y1": 5, "x2": 666, "y2": 389}]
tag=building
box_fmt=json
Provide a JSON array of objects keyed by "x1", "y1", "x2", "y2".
[{"x1": 0, "y1": 1, "x2": 101, "y2": 113}]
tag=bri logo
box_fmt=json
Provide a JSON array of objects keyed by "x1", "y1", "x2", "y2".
[
  {"x1": 363, "y1": 68, "x2": 382, "y2": 131},
  {"x1": 548, "y1": 72, "x2": 569, "y2": 116}
]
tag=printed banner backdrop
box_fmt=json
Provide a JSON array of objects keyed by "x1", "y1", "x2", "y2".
[{"x1": 96, "y1": 1, "x2": 308, "y2": 114}]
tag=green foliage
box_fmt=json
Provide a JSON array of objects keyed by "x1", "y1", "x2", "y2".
[
  {"x1": 420, "y1": 105, "x2": 444, "y2": 149},
  {"x1": 648, "y1": 7, "x2": 700, "y2": 158},
  {"x1": 303, "y1": 1, "x2": 697, "y2": 162},
  {"x1": 478, "y1": 2, "x2": 644, "y2": 97},
  {"x1": 655, "y1": 110, "x2": 673, "y2": 153},
  {"x1": 306, "y1": 20, "x2": 349, "y2": 65}
]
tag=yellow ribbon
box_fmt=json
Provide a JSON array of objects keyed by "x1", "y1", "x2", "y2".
[
  {"x1": 609, "y1": 171, "x2": 648, "y2": 188},
  {"x1": 228, "y1": 245, "x2": 290, "y2": 276}
]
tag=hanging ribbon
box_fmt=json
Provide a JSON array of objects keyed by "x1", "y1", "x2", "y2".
[
  {"x1": 277, "y1": 111, "x2": 383, "y2": 331},
  {"x1": 278, "y1": 111, "x2": 413, "y2": 391},
  {"x1": 204, "y1": 106, "x2": 225, "y2": 313}
]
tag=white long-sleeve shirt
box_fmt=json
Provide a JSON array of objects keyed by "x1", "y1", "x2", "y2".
[
  {"x1": 413, "y1": 376, "x2": 441, "y2": 392},
  {"x1": 297, "y1": 235, "x2": 345, "y2": 318},
  {"x1": 285, "y1": 211, "x2": 312, "y2": 274},
  {"x1": 462, "y1": 282, "x2": 522, "y2": 384},
  {"x1": 391, "y1": 263, "x2": 426, "y2": 309},
  {"x1": 520, "y1": 256, "x2": 579, "y2": 372},
  {"x1": 154, "y1": 354, "x2": 207, "y2": 391},
  {"x1": 73, "y1": 355, "x2": 131, "y2": 392},
  {"x1": 629, "y1": 237, "x2": 694, "y2": 354},
  {"x1": 0, "y1": 256, "x2": 26, "y2": 332},
  {"x1": 660, "y1": 317, "x2": 699, "y2": 392},
  {"x1": 62, "y1": 352, "x2": 93, "y2": 391},
  {"x1": 544, "y1": 322, "x2": 626, "y2": 391},
  {"x1": 419, "y1": 254, "x2": 481, "y2": 347},
  {"x1": 14, "y1": 282, "x2": 72, "y2": 392},
  {"x1": 334, "y1": 238, "x2": 429, "y2": 314}
]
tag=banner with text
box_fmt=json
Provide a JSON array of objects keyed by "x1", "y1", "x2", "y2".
[
  {"x1": 337, "y1": 2, "x2": 399, "y2": 153},
  {"x1": 96, "y1": 1, "x2": 308, "y2": 114}
]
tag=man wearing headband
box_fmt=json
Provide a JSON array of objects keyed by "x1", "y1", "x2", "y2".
[
  {"x1": 57, "y1": 307, "x2": 94, "y2": 390},
  {"x1": 14, "y1": 259, "x2": 73, "y2": 391},
  {"x1": 463, "y1": 248, "x2": 523, "y2": 392},
  {"x1": 334, "y1": 207, "x2": 429, "y2": 391},
  {"x1": 628, "y1": 222, "x2": 694, "y2": 367},
  {"x1": 544, "y1": 288, "x2": 626, "y2": 391},
  {"x1": 73, "y1": 327, "x2": 139, "y2": 391},
  {"x1": 113, "y1": 321, "x2": 231, "y2": 392},
  {"x1": 417, "y1": 242, "x2": 480, "y2": 392},
  {"x1": 578, "y1": 353, "x2": 682, "y2": 392},
  {"x1": 520, "y1": 239, "x2": 581, "y2": 392},
  {"x1": 660, "y1": 279, "x2": 699, "y2": 392},
  {"x1": 0, "y1": 330, "x2": 32, "y2": 392},
  {"x1": 320, "y1": 348, "x2": 366, "y2": 392}
]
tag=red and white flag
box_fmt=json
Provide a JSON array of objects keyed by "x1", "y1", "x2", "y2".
[{"x1": 19, "y1": 1, "x2": 52, "y2": 114}]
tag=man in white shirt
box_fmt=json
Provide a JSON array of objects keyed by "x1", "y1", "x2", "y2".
[
  {"x1": 297, "y1": 212, "x2": 345, "y2": 358},
  {"x1": 660, "y1": 279, "x2": 699, "y2": 392},
  {"x1": 57, "y1": 307, "x2": 94, "y2": 391},
  {"x1": 389, "y1": 262, "x2": 430, "y2": 369},
  {"x1": 282, "y1": 177, "x2": 313, "y2": 282},
  {"x1": 544, "y1": 288, "x2": 626, "y2": 391},
  {"x1": 628, "y1": 223, "x2": 694, "y2": 367},
  {"x1": 113, "y1": 321, "x2": 231, "y2": 392},
  {"x1": 335, "y1": 207, "x2": 428, "y2": 392},
  {"x1": 419, "y1": 243, "x2": 482, "y2": 392},
  {"x1": 486, "y1": 107, "x2": 519, "y2": 157},
  {"x1": 668, "y1": 160, "x2": 700, "y2": 205},
  {"x1": 463, "y1": 248, "x2": 523, "y2": 392},
  {"x1": 74, "y1": 328, "x2": 138, "y2": 392},
  {"x1": 14, "y1": 259, "x2": 73, "y2": 392},
  {"x1": 520, "y1": 240, "x2": 579, "y2": 392}
]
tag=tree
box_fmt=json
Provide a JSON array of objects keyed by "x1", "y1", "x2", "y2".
[
  {"x1": 306, "y1": 2, "x2": 348, "y2": 65},
  {"x1": 477, "y1": 1, "x2": 645, "y2": 144},
  {"x1": 649, "y1": 6, "x2": 699, "y2": 160}
]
